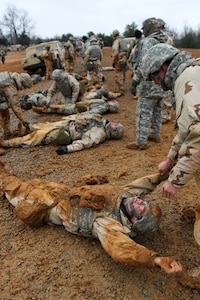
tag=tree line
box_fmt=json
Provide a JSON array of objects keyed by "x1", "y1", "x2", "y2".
[{"x1": 0, "y1": 3, "x2": 200, "y2": 49}]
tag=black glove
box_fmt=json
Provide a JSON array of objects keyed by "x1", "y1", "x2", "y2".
[
  {"x1": 23, "y1": 121, "x2": 30, "y2": 128},
  {"x1": 56, "y1": 146, "x2": 68, "y2": 155},
  {"x1": 130, "y1": 80, "x2": 138, "y2": 96}
]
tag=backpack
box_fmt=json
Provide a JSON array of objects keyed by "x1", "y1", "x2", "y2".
[{"x1": 119, "y1": 39, "x2": 129, "y2": 53}]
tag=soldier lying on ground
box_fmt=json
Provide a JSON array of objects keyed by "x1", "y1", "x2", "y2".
[
  {"x1": 19, "y1": 84, "x2": 121, "y2": 111},
  {"x1": 32, "y1": 99, "x2": 119, "y2": 115},
  {"x1": 0, "y1": 160, "x2": 200, "y2": 290},
  {"x1": 0, "y1": 113, "x2": 123, "y2": 155},
  {"x1": 19, "y1": 91, "x2": 119, "y2": 116}
]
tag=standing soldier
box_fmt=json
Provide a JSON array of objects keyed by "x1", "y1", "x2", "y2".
[
  {"x1": 61, "y1": 40, "x2": 76, "y2": 73},
  {"x1": 0, "y1": 72, "x2": 32, "y2": 155},
  {"x1": 42, "y1": 46, "x2": 54, "y2": 80},
  {"x1": 84, "y1": 37, "x2": 104, "y2": 86},
  {"x1": 111, "y1": 29, "x2": 130, "y2": 94}
]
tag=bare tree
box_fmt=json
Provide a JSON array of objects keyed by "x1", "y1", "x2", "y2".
[{"x1": 2, "y1": 3, "x2": 34, "y2": 45}]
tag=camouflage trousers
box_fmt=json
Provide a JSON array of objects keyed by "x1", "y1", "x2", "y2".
[
  {"x1": 162, "y1": 91, "x2": 173, "y2": 121},
  {"x1": 135, "y1": 97, "x2": 162, "y2": 144},
  {"x1": 0, "y1": 109, "x2": 11, "y2": 138},
  {"x1": 65, "y1": 59, "x2": 75, "y2": 73},
  {"x1": 44, "y1": 59, "x2": 53, "y2": 80},
  {"x1": 114, "y1": 66, "x2": 126, "y2": 93},
  {"x1": 87, "y1": 60, "x2": 103, "y2": 85}
]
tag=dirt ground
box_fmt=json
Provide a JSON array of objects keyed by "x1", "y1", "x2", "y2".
[{"x1": 0, "y1": 48, "x2": 200, "y2": 300}]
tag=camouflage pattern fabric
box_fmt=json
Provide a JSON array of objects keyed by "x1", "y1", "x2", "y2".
[{"x1": 166, "y1": 66, "x2": 200, "y2": 188}]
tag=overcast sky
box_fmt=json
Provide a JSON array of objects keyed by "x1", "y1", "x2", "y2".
[{"x1": 1, "y1": 0, "x2": 200, "y2": 38}]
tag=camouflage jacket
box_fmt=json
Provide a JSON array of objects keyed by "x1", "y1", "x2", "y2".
[
  {"x1": 0, "y1": 162, "x2": 166, "y2": 269},
  {"x1": 133, "y1": 31, "x2": 169, "y2": 83},
  {"x1": 167, "y1": 65, "x2": 200, "y2": 187},
  {"x1": 47, "y1": 73, "x2": 80, "y2": 104},
  {"x1": 1, "y1": 113, "x2": 108, "y2": 152}
]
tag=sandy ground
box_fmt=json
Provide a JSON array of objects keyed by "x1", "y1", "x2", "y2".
[{"x1": 0, "y1": 48, "x2": 200, "y2": 300}]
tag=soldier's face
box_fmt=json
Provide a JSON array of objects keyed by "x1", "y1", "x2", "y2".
[{"x1": 151, "y1": 64, "x2": 168, "y2": 86}]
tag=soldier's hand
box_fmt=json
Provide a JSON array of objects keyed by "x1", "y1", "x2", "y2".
[
  {"x1": 56, "y1": 146, "x2": 68, "y2": 155},
  {"x1": 130, "y1": 80, "x2": 138, "y2": 96},
  {"x1": 154, "y1": 256, "x2": 183, "y2": 274},
  {"x1": 162, "y1": 181, "x2": 178, "y2": 200}
]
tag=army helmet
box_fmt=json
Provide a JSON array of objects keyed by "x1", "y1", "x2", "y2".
[
  {"x1": 106, "y1": 122, "x2": 123, "y2": 139},
  {"x1": 142, "y1": 44, "x2": 180, "y2": 80},
  {"x1": 132, "y1": 201, "x2": 162, "y2": 235},
  {"x1": 20, "y1": 73, "x2": 32, "y2": 88},
  {"x1": 108, "y1": 101, "x2": 119, "y2": 113},
  {"x1": 52, "y1": 69, "x2": 64, "y2": 81},
  {"x1": 112, "y1": 29, "x2": 120, "y2": 38},
  {"x1": 90, "y1": 36, "x2": 98, "y2": 44},
  {"x1": 142, "y1": 17, "x2": 158, "y2": 37}
]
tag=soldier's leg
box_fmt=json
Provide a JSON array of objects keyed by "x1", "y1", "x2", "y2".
[
  {"x1": 136, "y1": 97, "x2": 153, "y2": 145},
  {"x1": 87, "y1": 70, "x2": 94, "y2": 86},
  {"x1": 149, "y1": 99, "x2": 162, "y2": 141},
  {"x1": 113, "y1": 68, "x2": 121, "y2": 92},
  {"x1": 1, "y1": 109, "x2": 11, "y2": 139}
]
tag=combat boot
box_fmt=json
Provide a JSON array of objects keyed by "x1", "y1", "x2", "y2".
[
  {"x1": 148, "y1": 136, "x2": 161, "y2": 142},
  {"x1": 75, "y1": 102, "x2": 88, "y2": 113},
  {"x1": 126, "y1": 143, "x2": 147, "y2": 150},
  {"x1": 32, "y1": 106, "x2": 45, "y2": 114},
  {"x1": 0, "y1": 140, "x2": 6, "y2": 156},
  {"x1": 0, "y1": 147, "x2": 6, "y2": 156}
]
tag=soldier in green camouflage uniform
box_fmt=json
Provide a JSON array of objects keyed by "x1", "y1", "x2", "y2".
[
  {"x1": 0, "y1": 113, "x2": 123, "y2": 155},
  {"x1": 127, "y1": 18, "x2": 170, "y2": 150},
  {"x1": 20, "y1": 85, "x2": 121, "y2": 116},
  {"x1": 84, "y1": 37, "x2": 104, "y2": 86}
]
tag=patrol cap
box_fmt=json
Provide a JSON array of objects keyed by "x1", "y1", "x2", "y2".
[
  {"x1": 52, "y1": 69, "x2": 64, "y2": 81},
  {"x1": 20, "y1": 73, "x2": 32, "y2": 88}
]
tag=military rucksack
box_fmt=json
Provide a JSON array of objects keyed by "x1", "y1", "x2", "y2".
[{"x1": 119, "y1": 39, "x2": 129, "y2": 53}]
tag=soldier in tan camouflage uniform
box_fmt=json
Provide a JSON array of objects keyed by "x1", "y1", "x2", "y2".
[
  {"x1": 0, "y1": 161, "x2": 183, "y2": 275},
  {"x1": 140, "y1": 43, "x2": 200, "y2": 246},
  {"x1": 46, "y1": 69, "x2": 81, "y2": 105},
  {"x1": 111, "y1": 29, "x2": 130, "y2": 94},
  {"x1": 42, "y1": 46, "x2": 54, "y2": 80},
  {"x1": 0, "y1": 72, "x2": 32, "y2": 155},
  {"x1": 61, "y1": 39, "x2": 76, "y2": 73}
]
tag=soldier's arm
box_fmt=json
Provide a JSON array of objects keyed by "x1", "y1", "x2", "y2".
[
  {"x1": 168, "y1": 122, "x2": 200, "y2": 187},
  {"x1": 4, "y1": 85, "x2": 26, "y2": 123},
  {"x1": 68, "y1": 75, "x2": 80, "y2": 103},
  {"x1": 46, "y1": 81, "x2": 57, "y2": 105},
  {"x1": 92, "y1": 217, "x2": 182, "y2": 273},
  {"x1": 66, "y1": 127, "x2": 107, "y2": 153}
]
